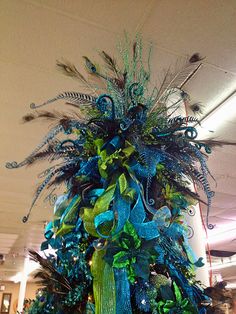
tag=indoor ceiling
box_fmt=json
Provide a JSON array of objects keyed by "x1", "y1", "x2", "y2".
[{"x1": 0, "y1": 0, "x2": 236, "y2": 286}]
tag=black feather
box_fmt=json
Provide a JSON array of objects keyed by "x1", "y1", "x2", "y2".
[
  {"x1": 189, "y1": 53, "x2": 205, "y2": 63},
  {"x1": 56, "y1": 59, "x2": 87, "y2": 83},
  {"x1": 100, "y1": 50, "x2": 119, "y2": 74},
  {"x1": 133, "y1": 41, "x2": 137, "y2": 61},
  {"x1": 29, "y1": 250, "x2": 72, "y2": 292},
  {"x1": 83, "y1": 56, "x2": 97, "y2": 74},
  {"x1": 194, "y1": 139, "x2": 236, "y2": 148}
]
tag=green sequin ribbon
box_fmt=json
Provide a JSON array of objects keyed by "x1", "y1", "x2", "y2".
[{"x1": 91, "y1": 250, "x2": 116, "y2": 314}]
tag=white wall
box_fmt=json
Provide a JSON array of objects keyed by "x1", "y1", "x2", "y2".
[{"x1": 0, "y1": 281, "x2": 41, "y2": 314}]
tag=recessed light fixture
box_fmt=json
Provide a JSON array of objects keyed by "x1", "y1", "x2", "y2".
[
  {"x1": 197, "y1": 91, "x2": 236, "y2": 139},
  {"x1": 205, "y1": 222, "x2": 236, "y2": 244},
  {"x1": 10, "y1": 258, "x2": 39, "y2": 283},
  {"x1": 209, "y1": 259, "x2": 236, "y2": 271}
]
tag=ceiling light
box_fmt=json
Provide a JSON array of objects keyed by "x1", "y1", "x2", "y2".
[
  {"x1": 209, "y1": 260, "x2": 236, "y2": 271},
  {"x1": 10, "y1": 259, "x2": 39, "y2": 283},
  {"x1": 206, "y1": 228, "x2": 236, "y2": 244},
  {"x1": 197, "y1": 91, "x2": 236, "y2": 139},
  {"x1": 206, "y1": 224, "x2": 236, "y2": 244},
  {"x1": 25, "y1": 259, "x2": 39, "y2": 275}
]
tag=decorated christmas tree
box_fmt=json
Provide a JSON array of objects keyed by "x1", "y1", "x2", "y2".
[{"x1": 7, "y1": 36, "x2": 222, "y2": 313}]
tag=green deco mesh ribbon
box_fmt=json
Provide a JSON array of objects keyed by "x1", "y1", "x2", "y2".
[{"x1": 91, "y1": 250, "x2": 116, "y2": 314}]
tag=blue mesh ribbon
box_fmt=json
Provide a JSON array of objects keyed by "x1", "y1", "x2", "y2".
[
  {"x1": 114, "y1": 268, "x2": 132, "y2": 314},
  {"x1": 130, "y1": 194, "x2": 159, "y2": 240},
  {"x1": 59, "y1": 195, "x2": 80, "y2": 225},
  {"x1": 130, "y1": 147, "x2": 161, "y2": 179},
  {"x1": 44, "y1": 221, "x2": 54, "y2": 239},
  {"x1": 87, "y1": 188, "x2": 105, "y2": 204},
  {"x1": 94, "y1": 210, "x2": 114, "y2": 238},
  {"x1": 53, "y1": 193, "x2": 69, "y2": 214},
  {"x1": 112, "y1": 192, "x2": 131, "y2": 235},
  {"x1": 94, "y1": 191, "x2": 131, "y2": 238},
  {"x1": 153, "y1": 206, "x2": 171, "y2": 227},
  {"x1": 102, "y1": 135, "x2": 122, "y2": 153}
]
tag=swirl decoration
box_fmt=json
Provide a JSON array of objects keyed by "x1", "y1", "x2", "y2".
[
  {"x1": 119, "y1": 117, "x2": 133, "y2": 131},
  {"x1": 187, "y1": 207, "x2": 196, "y2": 216},
  {"x1": 44, "y1": 191, "x2": 57, "y2": 206},
  {"x1": 187, "y1": 225, "x2": 194, "y2": 239},
  {"x1": 96, "y1": 94, "x2": 115, "y2": 120},
  {"x1": 129, "y1": 82, "x2": 144, "y2": 105},
  {"x1": 184, "y1": 127, "x2": 198, "y2": 139},
  {"x1": 195, "y1": 142, "x2": 212, "y2": 154},
  {"x1": 30, "y1": 91, "x2": 97, "y2": 109},
  {"x1": 5, "y1": 161, "x2": 18, "y2": 169},
  {"x1": 7, "y1": 37, "x2": 217, "y2": 313}
]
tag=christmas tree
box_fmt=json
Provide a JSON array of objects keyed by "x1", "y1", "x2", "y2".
[{"x1": 7, "y1": 36, "x2": 219, "y2": 313}]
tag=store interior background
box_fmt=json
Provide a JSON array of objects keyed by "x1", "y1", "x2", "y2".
[{"x1": 1, "y1": 0, "x2": 236, "y2": 313}]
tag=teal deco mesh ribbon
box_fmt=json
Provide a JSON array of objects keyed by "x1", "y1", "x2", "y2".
[{"x1": 114, "y1": 268, "x2": 132, "y2": 314}]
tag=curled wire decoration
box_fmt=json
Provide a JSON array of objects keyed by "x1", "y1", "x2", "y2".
[
  {"x1": 167, "y1": 115, "x2": 200, "y2": 126},
  {"x1": 49, "y1": 194, "x2": 58, "y2": 206},
  {"x1": 147, "y1": 198, "x2": 155, "y2": 206},
  {"x1": 22, "y1": 215, "x2": 29, "y2": 223},
  {"x1": 204, "y1": 145, "x2": 212, "y2": 154},
  {"x1": 120, "y1": 117, "x2": 133, "y2": 131},
  {"x1": 59, "y1": 139, "x2": 81, "y2": 153},
  {"x1": 5, "y1": 161, "x2": 19, "y2": 169},
  {"x1": 145, "y1": 176, "x2": 155, "y2": 206},
  {"x1": 43, "y1": 187, "x2": 57, "y2": 206},
  {"x1": 187, "y1": 225, "x2": 194, "y2": 239},
  {"x1": 207, "y1": 222, "x2": 215, "y2": 230},
  {"x1": 6, "y1": 126, "x2": 65, "y2": 170},
  {"x1": 96, "y1": 94, "x2": 115, "y2": 119},
  {"x1": 22, "y1": 161, "x2": 77, "y2": 222},
  {"x1": 195, "y1": 143, "x2": 212, "y2": 154},
  {"x1": 30, "y1": 97, "x2": 61, "y2": 109},
  {"x1": 129, "y1": 82, "x2": 144, "y2": 106},
  {"x1": 38, "y1": 166, "x2": 56, "y2": 179},
  {"x1": 187, "y1": 207, "x2": 196, "y2": 216},
  {"x1": 206, "y1": 191, "x2": 215, "y2": 230},
  {"x1": 30, "y1": 92, "x2": 97, "y2": 109},
  {"x1": 184, "y1": 127, "x2": 198, "y2": 139}
]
